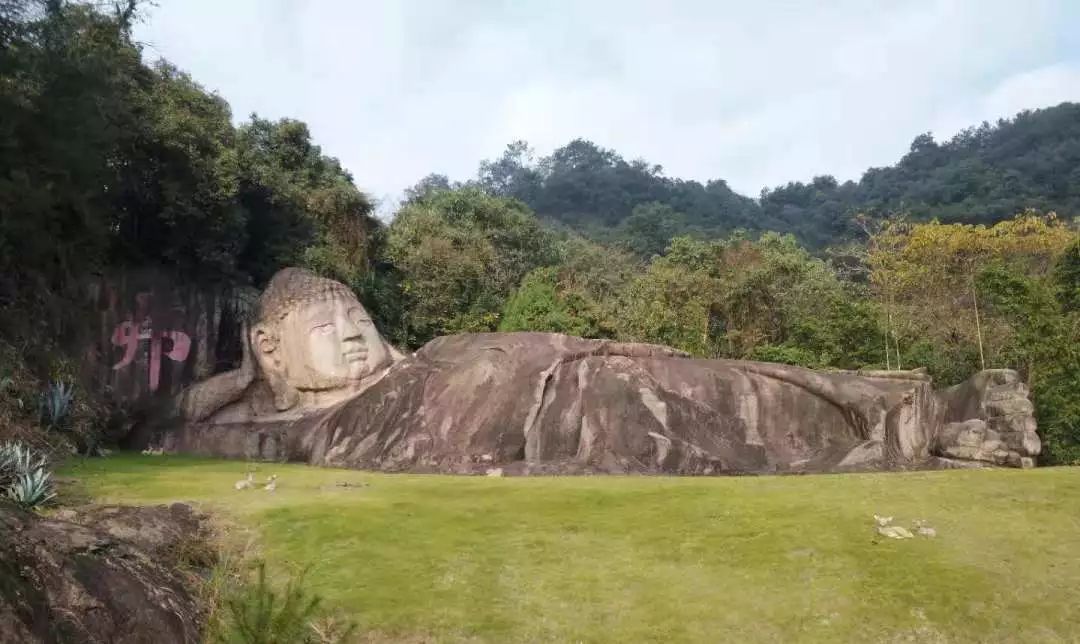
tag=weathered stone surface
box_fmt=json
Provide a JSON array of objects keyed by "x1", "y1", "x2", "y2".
[
  {"x1": 174, "y1": 268, "x2": 404, "y2": 425},
  {"x1": 160, "y1": 268, "x2": 1041, "y2": 475},
  {"x1": 937, "y1": 369, "x2": 1041, "y2": 468},
  {"x1": 62, "y1": 503, "x2": 214, "y2": 563},
  {"x1": 285, "y1": 333, "x2": 931, "y2": 474},
  {"x1": 0, "y1": 501, "x2": 206, "y2": 643}
]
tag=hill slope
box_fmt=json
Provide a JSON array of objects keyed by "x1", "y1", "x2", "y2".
[{"x1": 460, "y1": 102, "x2": 1080, "y2": 250}]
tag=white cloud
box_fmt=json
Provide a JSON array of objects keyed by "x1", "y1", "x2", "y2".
[
  {"x1": 931, "y1": 63, "x2": 1080, "y2": 140},
  {"x1": 133, "y1": 0, "x2": 1080, "y2": 209}
]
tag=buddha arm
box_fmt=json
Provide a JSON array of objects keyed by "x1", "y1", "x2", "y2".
[{"x1": 174, "y1": 329, "x2": 257, "y2": 422}]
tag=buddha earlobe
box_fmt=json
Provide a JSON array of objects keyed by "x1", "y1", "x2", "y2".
[
  {"x1": 252, "y1": 326, "x2": 278, "y2": 357},
  {"x1": 251, "y1": 323, "x2": 298, "y2": 411},
  {"x1": 271, "y1": 378, "x2": 300, "y2": 411}
]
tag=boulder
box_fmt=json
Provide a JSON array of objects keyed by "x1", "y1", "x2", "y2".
[
  {"x1": 0, "y1": 501, "x2": 207, "y2": 643},
  {"x1": 937, "y1": 369, "x2": 1041, "y2": 468},
  {"x1": 63, "y1": 502, "x2": 213, "y2": 563}
]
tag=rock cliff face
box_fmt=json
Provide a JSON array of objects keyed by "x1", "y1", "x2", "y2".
[
  {"x1": 165, "y1": 332, "x2": 1040, "y2": 474},
  {"x1": 0, "y1": 501, "x2": 208, "y2": 644},
  {"x1": 936, "y1": 369, "x2": 1040, "y2": 468},
  {"x1": 295, "y1": 334, "x2": 926, "y2": 474}
]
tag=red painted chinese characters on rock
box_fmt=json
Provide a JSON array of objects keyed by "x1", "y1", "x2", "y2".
[{"x1": 109, "y1": 292, "x2": 192, "y2": 392}]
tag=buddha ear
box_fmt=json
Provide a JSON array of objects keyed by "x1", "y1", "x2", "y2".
[
  {"x1": 251, "y1": 323, "x2": 298, "y2": 411},
  {"x1": 251, "y1": 325, "x2": 278, "y2": 357},
  {"x1": 251, "y1": 324, "x2": 283, "y2": 377}
]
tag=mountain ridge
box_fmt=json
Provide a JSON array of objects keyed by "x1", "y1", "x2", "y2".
[{"x1": 442, "y1": 101, "x2": 1080, "y2": 249}]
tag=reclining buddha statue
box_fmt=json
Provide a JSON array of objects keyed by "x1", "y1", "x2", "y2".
[{"x1": 161, "y1": 267, "x2": 1041, "y2": 474}]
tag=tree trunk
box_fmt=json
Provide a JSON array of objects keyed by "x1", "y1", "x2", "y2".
[
  {"x1": 884, "y1": 332, "x2": 891, "y2": 370},
  {"x1": 972, "y1": 280, "x2": 986, "y2": 370},
  {"x1": 888, "y1": 304, "x2": 901, "y2": 370},
  {"x1": 894, "y1": 330, "x2": 902, "y2": 370}
]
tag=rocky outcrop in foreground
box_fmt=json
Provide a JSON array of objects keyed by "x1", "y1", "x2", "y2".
[{"x1": 0, "y1": 501, "x2": 210, "y2": 643}]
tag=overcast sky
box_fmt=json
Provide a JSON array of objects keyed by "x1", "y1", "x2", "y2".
[{"x1": 134, "y1": 1, "x2": 1080, "y2": 213}]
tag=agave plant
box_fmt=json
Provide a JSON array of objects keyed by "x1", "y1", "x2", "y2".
[
  {"x1": 0, "y1": 441, "x2": 44, "y2": 485},
  {"x1": 0, "y1": 441, "x2": 54, "y2": 508},
  {"x1": 38, "y1": 380, "x2": 75, "y2": 431},
  {"x1": 6, "y1": 467, "x2": 56, "y2": 508}
]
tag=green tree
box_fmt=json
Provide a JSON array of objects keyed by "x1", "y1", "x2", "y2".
[
  {"x1": 465, "y1": 104, "x2": 1080, "y2": 250},
  {"x1": 1, "y1": 0, "x2": 146, "y2": 292},
  {"x1": 614, "y1": 202, "x2": 687, "y2": 258},
  {"x1": 615, "y1": 233, "x2": 881, "y2": 367},
  {"x1": 498, "y1": 235, "x2": 637, "y2": 338},
  {"x1": 499, "y1": 267, "x2": 599, "y2": 337},
  {"x1": 477, "y1": 140, "x2": 541, "y2": 204},
  {"x1": 109, "y1": 61, "x2": 245, "y2": 279},
  {"x1": 867, "y1": 214, "x2": 1075, "y2": 379},
  {"x1": 235, "y1": 116, "x2": 380, "y2": 287},
  {"x1": 0, "y1": 0, "x2": 386, "y2": 378},
  {"x1": 616, "y1": 244, "x2": 720, "y2": 356},
  {"x1": 472, "y1": 138, "x2": 759, "y2": 244},
  {"x1": 868, "y1": 215, "x2": 1079, "y2": 461},
  {"x1": 979, "y1": 265, "x2": 1080, "y2": 464},
  {"x1": 386, "y1": 188, "x2": 557, "y2": 346},
  {"x1": 1055, "y1": 237, "x2": 1080, "y2": 312},
  {"x1": 403, "y1": 173, "x2": 453, "y2": 204}
]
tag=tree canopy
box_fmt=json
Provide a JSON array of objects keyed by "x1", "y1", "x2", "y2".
[
  {"x1": 385, "y1": 188, "x2": 558, "y2": 346},
  {"x1": 0, "y1": 0, "x2": 380, "y2": 298},
  {"x1": 468, "y1": 103, "x2": 1080, "y2": 253}
]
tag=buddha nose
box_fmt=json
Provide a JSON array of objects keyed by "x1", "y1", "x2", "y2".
[{"x1": 337, "y1": 309, "x2": 363, "y2": 340}]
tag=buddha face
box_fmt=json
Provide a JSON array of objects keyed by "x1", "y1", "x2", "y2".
[
  {"x1": 252, "y1": 293, "x2": 392, "y2": 407},
  {"x1": 286, "y1": 296, "x2": 389, "y2": 386}
]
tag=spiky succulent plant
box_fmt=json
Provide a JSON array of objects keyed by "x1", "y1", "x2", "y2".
[
  {"x1": 0, "y1": 441, "x2": 55, "y2": 509},
  {"x1": 38, "y1": 380, "x2": 74, "y2": 431}
]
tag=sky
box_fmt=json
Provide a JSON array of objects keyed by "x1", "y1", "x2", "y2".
[{"x1": 134, "y1": 0, "x2": 1080, "y2": 215}]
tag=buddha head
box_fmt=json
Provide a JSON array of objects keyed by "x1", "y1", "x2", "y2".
[{"x1": 251, "y1": 268, "x2": 398, "y2": 411}]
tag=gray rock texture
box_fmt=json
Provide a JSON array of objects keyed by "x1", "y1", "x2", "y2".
[{"x1": 0, "y1": 501, "x2": 208, "y2": 643}]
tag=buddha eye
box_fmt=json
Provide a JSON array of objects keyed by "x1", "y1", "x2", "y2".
[
  {"x1": 348, "y1": 308, "x2": 373, "y2": 326},
  {"x1": 311, "y1": 322, "x2": 336, "y2": 335}
]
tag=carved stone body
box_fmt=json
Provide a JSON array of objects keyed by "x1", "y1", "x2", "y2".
[{"x1": 162, "y1": 268, "x2": 1041, "y2": 474}]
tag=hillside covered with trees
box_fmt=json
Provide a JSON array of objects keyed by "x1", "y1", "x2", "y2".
[
  {"x1": 1, "y1": 0, "x2": 1078, "y2": 465},
  {"x1": 433, "y1": 102, "x2": 1080, "y2": 252}
]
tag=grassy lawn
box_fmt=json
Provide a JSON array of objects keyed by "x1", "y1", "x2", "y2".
[{"x1": 61, "y1": 455, "x2": 1080, "y2": 643}]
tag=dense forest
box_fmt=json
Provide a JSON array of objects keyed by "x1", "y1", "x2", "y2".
[
  {"x1": 439, "y1": 102, "x2": 1080, "y2": 252},
  {"x1": 1, "y1": 1, "x2": 1078, "y2": 464}
]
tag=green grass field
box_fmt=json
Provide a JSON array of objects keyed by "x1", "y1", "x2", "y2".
[{"x1": 60, "y1": 455, "x2": 1080, "y2": 643}]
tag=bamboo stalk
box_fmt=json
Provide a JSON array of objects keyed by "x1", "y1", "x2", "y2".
[
  {"x1": 972, "y1": 280, "x2": 985, "y2": 370},
  {"x1": 884, "y1": 331, "x2": 891, "y2": 370},
  {"x1": 894, "y1": 328, "x2": 902, "y2": 370},
  {"x1": 887, "y1": 301, "x2": 900, "y2": 370}
]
